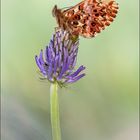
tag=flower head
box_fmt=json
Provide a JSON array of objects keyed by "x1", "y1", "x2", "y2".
[{"x1": 35, "y1": 30, "x2": 85, "y2": 87}]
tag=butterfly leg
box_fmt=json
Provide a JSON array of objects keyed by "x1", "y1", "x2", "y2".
[{"x1": 55, "y1": 27, "x2": 62, "y2": 32}]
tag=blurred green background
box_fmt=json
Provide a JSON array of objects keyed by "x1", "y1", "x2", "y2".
[{"x1": 1, "y1": 0, "x2": 139, "y2": 140}]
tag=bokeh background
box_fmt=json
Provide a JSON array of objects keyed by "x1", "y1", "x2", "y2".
[{"x1": 1, "y1": 0, "x2": 139, "y2": 140}]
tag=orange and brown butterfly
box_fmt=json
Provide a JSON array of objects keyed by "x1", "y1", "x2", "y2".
[{"x1": 52, "y1": 0, "x2": 119, "y2": 38}]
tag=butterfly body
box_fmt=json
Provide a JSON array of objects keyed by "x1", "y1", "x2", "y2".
[{"x1": 52, "y1": 0, "x2": 119, "y2": 38}]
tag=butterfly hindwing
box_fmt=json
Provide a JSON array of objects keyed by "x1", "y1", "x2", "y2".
[{"x1": 53, "y1": 0, "x2": 119, "y2": 38}]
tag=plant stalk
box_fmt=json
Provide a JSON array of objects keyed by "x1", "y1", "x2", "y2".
[{"x1": 50, "y1": 82, "x2": 61, "y2": 140}]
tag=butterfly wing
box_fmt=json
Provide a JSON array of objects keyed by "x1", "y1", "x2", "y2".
[{"x1": 62, "y1": 0, "x2": 119, "y2": 38}]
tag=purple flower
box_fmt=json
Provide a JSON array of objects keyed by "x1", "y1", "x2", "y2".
[{"x1": 35, "y1": 30, "x2": 85, "y2": 87}]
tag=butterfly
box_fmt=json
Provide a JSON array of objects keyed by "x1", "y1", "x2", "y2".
[{"x1": 52, "y1": 0, "x2": 119, "y2": 38}]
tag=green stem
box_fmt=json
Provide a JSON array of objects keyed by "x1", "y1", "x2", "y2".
[{"x1": 50, "y1": 82, "x2": 61, "y2": 140}]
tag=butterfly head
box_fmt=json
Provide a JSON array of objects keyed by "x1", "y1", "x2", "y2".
[
  {"x1": 52, "y1": 5, "x2": 61, "y2": 17},
  {"x1": 52, "y1": 5, "x2": 62, "y2": 27}
]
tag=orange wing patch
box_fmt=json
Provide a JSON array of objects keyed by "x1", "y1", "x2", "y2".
[{"x1": 52, "y1": 0, "x2": 119, "y2": 38}]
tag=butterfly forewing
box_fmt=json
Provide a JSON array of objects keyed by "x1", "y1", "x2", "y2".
[{"x1": 54, "y1": 0, "x2": 119, "y2": 38}]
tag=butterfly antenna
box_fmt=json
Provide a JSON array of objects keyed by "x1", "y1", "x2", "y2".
[{"x1": 61, "y1": 6, "x2": 73, "y2": 10}]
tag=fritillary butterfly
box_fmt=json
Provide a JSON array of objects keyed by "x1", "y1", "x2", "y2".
[{"x1": 52, "y1": 0, "x2": 119, "y2": 38}]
